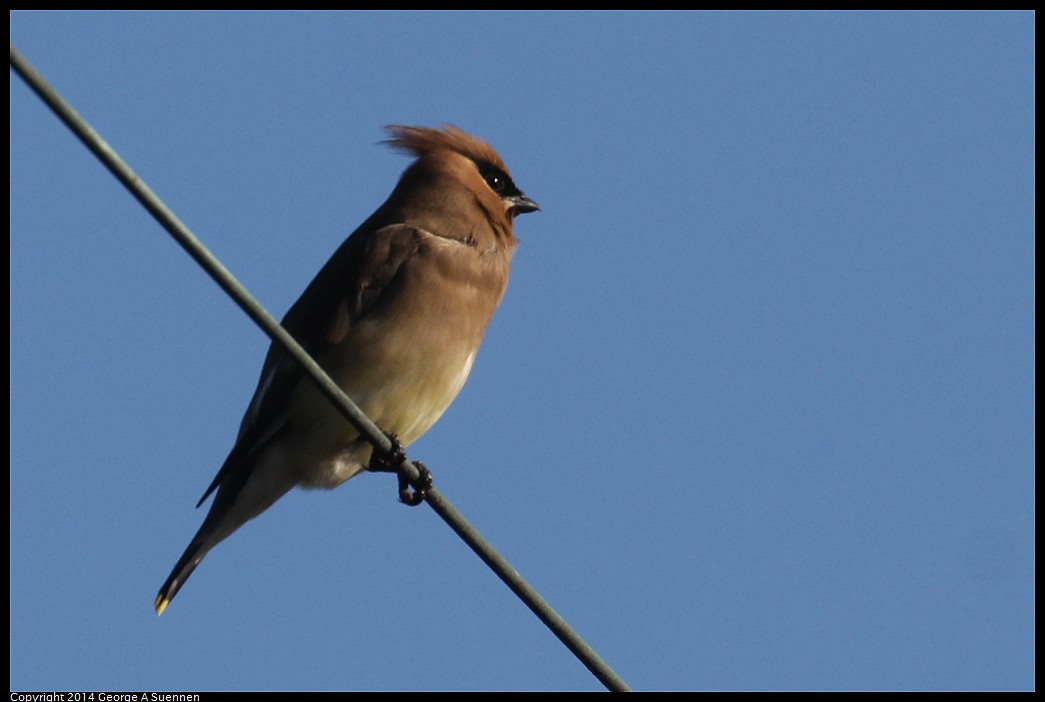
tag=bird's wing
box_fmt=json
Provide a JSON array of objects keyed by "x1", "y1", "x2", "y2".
[{"x1": 194, "y1": 222, "x2": 424, "y2": 508}]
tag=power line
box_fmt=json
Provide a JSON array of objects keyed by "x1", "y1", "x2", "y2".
[{"x1": 10, "y1": 43, "x2": 632, "y2": 693}]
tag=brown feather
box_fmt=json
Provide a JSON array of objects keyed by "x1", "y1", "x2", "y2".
[
  {"x1": 384, "y1": 124, "x2": 509, "y2": 174},
  {"x1": 156, "y1": 125, "x2": 537, "y2": 615}
]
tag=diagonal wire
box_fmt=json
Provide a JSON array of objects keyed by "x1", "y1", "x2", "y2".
[{"x1": 10, "y1": 44, "x2": 632, "y2": 693}]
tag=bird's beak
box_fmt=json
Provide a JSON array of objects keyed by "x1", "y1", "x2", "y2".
[{"x1": 509, "y1": 193, "x2": 540, "y2": 216}]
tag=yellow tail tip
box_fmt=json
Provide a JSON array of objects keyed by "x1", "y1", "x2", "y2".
[{"x1": 154, "y1": 594, "x2": 170, "y2": 616}]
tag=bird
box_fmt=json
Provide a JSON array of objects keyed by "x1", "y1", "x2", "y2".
[{"x1": 154, "y1": 125, "x2": 539, "y2": 615}]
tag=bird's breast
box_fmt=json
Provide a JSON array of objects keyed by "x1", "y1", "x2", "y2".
[
  {"x1": 288, "y1": 234, "x2": 509, "y2": 487},
  {"x1": 342, "y1": 242, "x2": 503, "y2": 441}
]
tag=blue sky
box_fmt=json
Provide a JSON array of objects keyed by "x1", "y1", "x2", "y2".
[{"x1": 10, "y1": 11, "x2": 1034, "y2": 692}]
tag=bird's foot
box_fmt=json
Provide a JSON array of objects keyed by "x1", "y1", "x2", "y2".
[
  {"x1": 367, "y1": 433, "x2": 432, "y2": 506},
  {"x1": 368, "y1": 432, "x2": 408, "y2": 474},
  {"x1": 398, "y1": 461, "x2": 432, "y2": 506}
]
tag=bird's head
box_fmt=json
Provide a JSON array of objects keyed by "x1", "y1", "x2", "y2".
[{"x1": 381, "y1": 125, "x2": 539, "y2": 244}]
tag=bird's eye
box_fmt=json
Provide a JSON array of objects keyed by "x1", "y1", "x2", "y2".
[{"x1": 480, "y1": 165, "x2": 510, "y2": 195}]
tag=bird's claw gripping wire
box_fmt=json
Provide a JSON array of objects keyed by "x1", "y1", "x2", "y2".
[
  {"x1": 367, "y1": 432, "x2": 433, "y2": 506},
  {"x1": 398, "y1": 461, "x2": 432, "y2": 506},
  {"x1": 368, "y1": 432, "x2": 407, "y2": 473}
]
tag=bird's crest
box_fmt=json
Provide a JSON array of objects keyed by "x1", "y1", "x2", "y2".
[{"x1": 383, "y1": 125, "x2": 509, "y2": 173}]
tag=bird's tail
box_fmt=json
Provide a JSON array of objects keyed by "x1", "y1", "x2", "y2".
[
  {"x1": 154, "y1": 486, "x2": 238, "y2": 615},
  {"x1": 155, "y1": 536, "x2": 210, "y2": 615},
  {"x1": 155, "y1": 456, "x2": 298, "y2": 615}
]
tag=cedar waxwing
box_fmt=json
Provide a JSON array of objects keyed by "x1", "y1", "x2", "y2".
[{"x1": 155, "y1": 125, "x2": 538, "y2": 614}]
